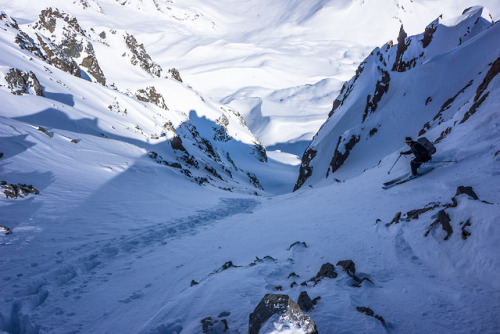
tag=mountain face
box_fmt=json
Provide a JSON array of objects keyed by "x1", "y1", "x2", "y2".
[
  {"x1": 294, "y1": 7, "x2": 499, "y2": 190},
  {"x1": 0, "y1": 8, "x2": 271, "y2": 195}
]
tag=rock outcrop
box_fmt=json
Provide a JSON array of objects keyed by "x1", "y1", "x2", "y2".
[
  {"x1": 249, "y1": 294, "x2": 318, "y2": 334},
  {"x1": 5, "y1": 68, "x2": 44, "y2": 96}
]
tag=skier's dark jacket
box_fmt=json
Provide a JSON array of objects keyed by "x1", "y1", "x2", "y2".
[{"x1": 401, "y1": 141, "x2": 431, "y2": 162}]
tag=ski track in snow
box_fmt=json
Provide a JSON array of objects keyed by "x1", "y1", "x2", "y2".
[{"x1": 1, "y1": 198, "x2": 259, "y2": 332}]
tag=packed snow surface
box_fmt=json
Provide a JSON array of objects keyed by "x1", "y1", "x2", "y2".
[{"x1": 1, "y1": 1, "x2": 500, "y2": 333}]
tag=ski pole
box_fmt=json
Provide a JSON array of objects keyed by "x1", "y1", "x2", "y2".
[{"x1": 388, "y1": 154, "x2": 402, "y2": 174}]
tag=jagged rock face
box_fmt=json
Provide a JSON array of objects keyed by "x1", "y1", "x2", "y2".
[
  {"x1": 0, "y1": 11, "x2": 19, "y2": 29},
  {"x1": 37, "y1": 8, "x2": 84, "y2": 34},
  {"x1": 294, "y1": 148, "x2": 317, "y2": 191},
  {"x1": 33, "y1": 8, "x2": 106, "y2": 84},
  {"x1": 135, "y1": 86, "x2": 168, "y2": 110},
  {"x1": 392, "y1": 25, "x2": 412, "y2": 72},
  {"x1": 362, "y1": 67, "x2": 390, "y2": 122},
  {"x1": 328, "y1": 135, "x2": 360, "y2": 176},
  {"x1": 5, "y1": 69, "x2": 44, "y2": 96},
  {"x1": 124, "y1": 33, "x2": 163, "y2": 78},
  {"x1": 249, "y1": 294, "x2": 318, "y2": 334},
  {"x1": 167, "y1": 68, "x2": 183, "y2": 82},
  {"x1": 422, "y1": 19, "x2": 439, "y2": 48}
]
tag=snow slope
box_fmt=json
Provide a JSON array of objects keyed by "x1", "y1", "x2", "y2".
[{"x1": 1, "y1": 2, "x2": 500, "y2": 334}]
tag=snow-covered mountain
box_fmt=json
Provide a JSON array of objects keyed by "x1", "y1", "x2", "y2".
[
  {"x1": 294, "y1": 6, "x2": 499, "y2": 190},
  {"x1": 0, "y1": 7, "x2": 279, "y2": 196},
  {"x1": 1, "y1": 2, "x2": 500, "y2": 334}
]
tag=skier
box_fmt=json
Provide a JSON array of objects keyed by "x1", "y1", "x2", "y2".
[{"x1": 400, "y1": 137, "x2": 431, "y2": 178}]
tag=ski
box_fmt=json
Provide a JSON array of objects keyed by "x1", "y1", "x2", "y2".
[
  {"x1": 382, "y1": 168, "x2": 434, "y2": 189},
  {"x1": 383, "y1": 173, "x2": 411, "y2": 186}
]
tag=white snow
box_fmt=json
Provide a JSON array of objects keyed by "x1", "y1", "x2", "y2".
[{"x1": 1, "y1": 1, "x2": 499, "y2": 334}]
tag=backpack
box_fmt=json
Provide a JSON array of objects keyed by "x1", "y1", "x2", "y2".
[{"x1": 417, "y1": 137, "x2": 436, "y2": 155}]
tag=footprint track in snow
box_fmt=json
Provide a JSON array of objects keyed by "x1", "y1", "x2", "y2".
[{"x1": 1, "y1": 198, "x2": 259, "y2": 330}]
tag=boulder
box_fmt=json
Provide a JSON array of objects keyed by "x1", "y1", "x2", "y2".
[
  {"x1": 5, "y1": 68, "x2": 44, "y2": 96},
  {"x1": 297, "y1": 291, "x2": 313, "y2": 312},
  {"x1": 452, "y1": 186, "x2": 479, "y2": 206},
  {"x1": 336, "y1": 260, "x2": 356, "y2": 276},
  {"x1": 249, "y1": 294, "x2": 318, "y2": 334},
  {"x1": 425, "y1": 209, "x2": 453, "y2": 240}
]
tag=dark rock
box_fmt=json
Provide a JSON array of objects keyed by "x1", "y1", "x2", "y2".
[
  {"x1": 328, "y1": 135, "x2": 360, "y2": 176},
  {"x1": 212, "y1": 261, "x2": 240, "y2": 274},
  {"x1": 5, "y1": 68, "x2": 44, "y2": 96},
  {"x1": 0, "y1": 226, "x2": 11, "y2": 235},
  {"x1": 167, "y1": 68, "x2": 182, "y2": 82},
  {"x1": 434, "y1": 127, "x2": 452, "y2": 144},
  {"x1": 290, "y1": 282, "x2": 298, "y2": 288},
  {"x1": 288, "y1": 272, "x2": 299, "y2": 279},
  {"x1": 195, "y1": 177, "x2": 209, "y2": 185},
  {"x1": 356, "y1": 306, "x2": 386, "y2": 325},
  {"x1": 455, "y1": 186, "x2": 479, "y2": 200},
  {"x1": 252, "y1": 143, "x2": 268, "y2": 162},
  {"x1": 392, "y1": 25, "x2": 416, "y2": 72},
  {"x1": 336, "y1": 260, "x2": 356, "y2": 276},
  {"x1": 293, "y1": 148, "x2": 317, "y2": 191},
  {"x1": 35, "y1": 33, "x2": 81, "y2": 77},
  {"x1": 298, "y1": 291, "x2": 313, "y2": 312},
  {"x1": 461, "y1": 219, "x2": 472, "y2": 240},
  {"x1": 81, "y1": 52, "x2": 106, "y2": 85},
  {"x1": 451, "y1": 186, "x2": 479, "y2": 206},
  {"x1": 309, "y1": 262, "x2": 337, "y2": 286},
  {"x1": 247, "y1": 172, "x2": 263, "y2": 190},
  {"x1": 171, "y1": 136, "x2": 187, "y2": 152},
  {"x1": 190, "y1": 280, "x2": 199, "y2": 287},
  {"x1": 328, "y1": 98, "x2": 342, "y2": 117},
  {"x1": 37, "y1": 8, "x2": 83, "y2": 35},
  {"x1": 135, "y1": 86, "x2": 168, "y2": 110},
  {"x1": 312, "y1": 296, "x2": 321, "y2": 306},
  {"x1": 406, "y1": 202, "x2": 440, "y2": 220},
  {"x1": 390, "y1": 212, "x2": 401, "y2": 224},
  {"x1": 369, "y1": 128, "x2": 378, "y2": 137},
  {"x1": 288, "y1": 241, "x2": 307, "y2": 250},
  {"x1": 362, "y1": 68, "x2": 390, "y2": 122},
  {"x1": 249, "y1": 294, "x2": 318, "y2": 334},
  {"x1": 201, "y1": 317, "x2": 229, "y2": 334},
  {"x1": 274, "y1": 286, "x2": 283, "y2": 291},
  {"x1": 316, "y1": 263, "x2": 337, "y2": 279},
  {"x1": 2, "y1": 183, "x2": 39, "y2": 199},
  {"x1": 71, "y1": 139, "x2": 78, "y2": 143},
  {"x1": 124, "y1": 33, "x2": 163, "y2": 77},
  {"x1": 252, "y1": 256, "x2": 276, "y2": 265},
  {"x1": 473, "y1": 55, "x2": 500, "y2": 102},
  {"x1": 218, "y1": 311, "x2": 231, "y2": 318},
  {"x1": 421, "y1": 20, "x2": 438, "y2": 48},
  {"x1": 37, "y1": 126, "x2": 52, "y2": 138},
  {"x1": 425, "y1": 209, "x2": 453, "y2": 240}
]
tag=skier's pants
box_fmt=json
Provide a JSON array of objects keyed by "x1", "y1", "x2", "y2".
[{"x1": 411, "y1": 156, "x2": 431, "y2": 176}]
